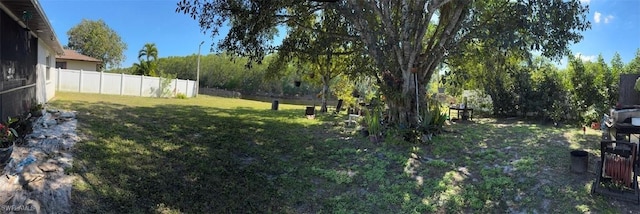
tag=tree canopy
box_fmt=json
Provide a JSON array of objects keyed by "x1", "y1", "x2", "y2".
[
  {"x1": 66, "y1": 19, "x2": 128, "y2": 69},
  {"x1": 267, "y1": 8, "x2": 362, "y2": 112},
  {"x1": 625, "y1": 49, "x2": 640, "y2": 74},
  {"x1": 177, "y1": 0, "x2": 589, "y2": 130}
]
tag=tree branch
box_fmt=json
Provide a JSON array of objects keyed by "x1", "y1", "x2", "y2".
[{"x1": 285, "y1": 18, "x2": 360, "y2": 41}]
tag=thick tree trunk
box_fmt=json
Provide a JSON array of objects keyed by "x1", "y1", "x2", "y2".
[
  {"x1": 320, "y1": 75, "x2": 329, "y2": 113},
  {"x1": 384, "y1": 71, "x2": 426, "y2": 128},
  {"x1": 338, "y1": 1, "x2": 469, "y2": 132}
]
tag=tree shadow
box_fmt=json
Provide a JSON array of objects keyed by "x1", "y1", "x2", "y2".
[
  {"x1": 49, "y1": 97, "x2": 638, "y2": 213},
  {"x1": 52, "y1": 100, "x2": 345, "y2": 213},
  {"x1": 419, "y1": 119, "x2": 638, "y2": 213}
]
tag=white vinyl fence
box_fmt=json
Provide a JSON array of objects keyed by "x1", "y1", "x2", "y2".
[{"x1": 56, "y1": 69, "x2": 196, "y2": 97}]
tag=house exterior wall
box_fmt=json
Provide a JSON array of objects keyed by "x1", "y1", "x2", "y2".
[
  {"x1": 56, "y1": 60, "x2": 99, "y2": 71},
  {"x1": 37, "y1": 39, "x2": 56, "y2": 102}
]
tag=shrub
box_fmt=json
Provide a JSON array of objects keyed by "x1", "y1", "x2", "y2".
[
  {"x1": 364, "y1": 106, "x2": 382, "y2": 136},
  {"x1": 176, "y1": 93, "x2": 188, "y2": 99},
  {"x1": 159, "y1": 72, "x2": 177, "y2": 98},
  {"x1": 417, "y1": 99, "x2": 448, "y2": 143}
]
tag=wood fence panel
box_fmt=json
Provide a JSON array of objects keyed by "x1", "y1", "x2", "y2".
[{"x1": 618, "y1": 74, "x2": 640, "y2": 106}]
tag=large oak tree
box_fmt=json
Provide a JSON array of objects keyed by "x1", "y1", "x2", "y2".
[
  {"x1": 67, "y1": 19, "x2": 127, "y2": 69},
  {"x1": 177, "y1": 0, "x2": 589, "y2": 129}
]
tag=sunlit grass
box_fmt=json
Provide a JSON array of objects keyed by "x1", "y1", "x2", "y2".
[{"x1": 48, "y1": 93, "x2": 625, "y2": 213}]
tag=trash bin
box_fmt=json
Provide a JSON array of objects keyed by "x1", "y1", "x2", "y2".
[
  {"x1": 305, "y1": 106, "x2": 315, "y2": 116},
  {"x1": 335, "y1": 99, "x2": 344, "y2": 113},
  {"x1": 271, "y1": 100, "x2": 279, "y2": 110},
  {"x1": 570, "y1": 150, "x2": 588, "y2": 174}
]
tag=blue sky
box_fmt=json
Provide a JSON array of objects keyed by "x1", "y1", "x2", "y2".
[
  {"x1": 40, "y1": 0, "x2": 639, "y2": 68},
  {"x1": 40, "y1": 0, "x2": 224, "y2": 68},
  {"x1": 563, "y1": 0, "x2": 640, "y2": 67}
]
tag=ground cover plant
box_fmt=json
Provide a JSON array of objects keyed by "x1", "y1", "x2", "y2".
[{"x1": 48, "y1": 92, "x2": 637, "y2": 213}]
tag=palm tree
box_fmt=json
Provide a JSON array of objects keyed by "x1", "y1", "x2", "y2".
[
  {"x1": 134, "y1": 43, "x2": 159, "y2": 76},
  {"x1": 138, "y1": 43, "x2": 158, "y2": 62},
  {"x1": 133, "y1": 61, "x2": 155, "y2": 76}
]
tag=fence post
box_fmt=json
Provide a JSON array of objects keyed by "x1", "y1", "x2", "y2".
[
  {"x1": 174, "y1": 78, "x2": 178, "y2": 95},
  {"x1": 79, "y1": 69, "x2": 83, "y2": 92},
  {"x1": 140, "y1": 75, "x2": 144, "y2": 96},
  {"x1": 190, "y1": 80, "x2": 195, "y2": 97},
  {"x1": 186, "y1": 80, "x2": 189, "y2": 97},
  {"x1": 99, "y1": 71, "x2": 103, "y2": 94},
  {"x1": 56, "y1": 68, "x2": 60, "y2": 91},
  {"x1": 120, "y1": 73, "x2": 125, "y2": 95}
]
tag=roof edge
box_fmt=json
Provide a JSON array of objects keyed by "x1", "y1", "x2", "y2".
[
  {"x1": 57, "y1": 49, "x2": 103, "y2": 62},
  {"x1": 29, "y1": 0, "x2": 64, "y2": 54},
  {"x1": 56, "y1": 58, "x2": 102, "y2": 63}
]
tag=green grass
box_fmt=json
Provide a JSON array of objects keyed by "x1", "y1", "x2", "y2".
[
  {"x1": 425, "y1": 119, "x2": 625, "y2": 213},
  {"x1": 48, "y1": 92, "x2": 629, "y2": 213}
]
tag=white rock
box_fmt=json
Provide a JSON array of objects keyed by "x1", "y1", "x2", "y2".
[
  {"x1": 457, "y1": 166, "x2": 471, "y2": 176},
  {"x1": 59, "y1": 112, "x2": 76, "y2": 119},
  {"x1": 0, "y1": 110, "x2": 78, "y2": 212},
  {"x1": 44, "y1": 119, "x2": 57, "y2": 127},
  {"x1": 38, "y1": 163, "x2": 59, "y2": 172}
]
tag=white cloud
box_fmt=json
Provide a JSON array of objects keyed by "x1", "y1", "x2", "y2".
[
  {"x1": 594, "y1": 11, "x2": 614, "y2": 24},
  {"x1": 594, "y1": 12, "x2": 601, "y2": 23},
  {"x1": 604, "y1": 15, "x2": 614, "y2": 24},
  {"x1": 580, "y1": 0, "x2": 590, "y2": 4},
  {"x1": 575, "y1": 53, "x2": 596, "y2": 62}
]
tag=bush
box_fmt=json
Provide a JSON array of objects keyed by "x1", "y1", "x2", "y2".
[
  {"x1": 159, "y1": 72, "x2": 177, "y2": 98},
  {"x1": 534, "y1": 69, "x2": 573, "y2": 123},
  {"x1": 176, "y1": 93, "x2": 188, "y2": 99},
  {"x1": 363, "y1": 98, "x2": 384, "y2": 135},
  {"x1": 417, "y1": 99, "x2": 448, "y2": 143}
]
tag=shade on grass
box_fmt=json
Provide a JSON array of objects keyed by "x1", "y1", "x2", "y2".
[{"x1": 49, "y1": 92, "x2": 629, "y2": 213}]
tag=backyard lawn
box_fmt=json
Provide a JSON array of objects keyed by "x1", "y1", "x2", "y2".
[{"x1": 49, "y1": 92, "x2": 636, "y2": 213}]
